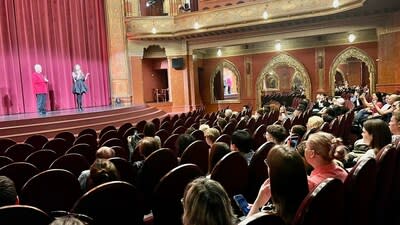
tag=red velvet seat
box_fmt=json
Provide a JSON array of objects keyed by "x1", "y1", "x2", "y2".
[
  {"x1": 73, "y1": 133, "x2": 98, "y2": 151},
  {"x1": 49, "y1": 153, "x2": 90, "y2": 178},
  {"x1": 172, "y1": 125, "x2": 186, "y2": 135},
  {"x1": 0, "y1": 155, "x2": 13, "y2": 168},
  {"x1": 54, "y1": 131, "x2": 76, "y2": 149},
  {"x1": 180, "y1": 140, "x2": 209, "y2": 174},
  {"x1": 78, "y1": 128, "x2": 97, "y2": 139},
  {"x1": 214, "y1": 133, "x2": 231, "y2": 145},
  {"x1": 343, "y1": 155, "x2": 376, "y2": 225},
  {"x1": 155, "y1": 129, "x2": 169, "y2": 145},
  {"x1": 163, "y1": 134, "x2": 180, "y2": 156},
  {"x1": 152, "y1": 164, "x2": 204, "y2": 225},
  {"x1": 0, "y1": 138, "x2": 17, "y2": 155},
  {"x1": 135, "y1": 120, "x2": 147, "y2": 133},
  {"x1": 0, "y1": 162, "x2": 39, "y2": 194},
  {"x1": 24, "y1": 134, "x2": 48, "y2": 151},
  {"x1": 4, "y1": 143, "x2": 36, "y2": 162},
  {"x1": 66, "y1": 143, "x2": 96, "y2": 165},
  {"x1": 42, "y1": 138, "x2": 69, "y2": 156},
  {"x1": 190, "y1": 129, "x2": 204, "y2": 141},
  {"x1": 252, "y1": 124, "x2": 267, "y2": 150},
  {"x1": 20, "y1": 169, "x2": 82, "y2": 213},
  {"x1": 117, "y1": 122, "x2": 133, "y2": 139},
  {"x1": 292, "y1": 178, "x2": 344, "y2": 225},
  {"x1": 25, "y1": 149, "x2": 58, "y2": 171},
  {"x1": 98, "y1": 130, "x2": 120, "y2": 147},
  {"x1": 98, "y1": 125, "x2": 117, "y2": 140},
  {"x1": 0, "y1": 205, "x2": 52, "y2": 225}
]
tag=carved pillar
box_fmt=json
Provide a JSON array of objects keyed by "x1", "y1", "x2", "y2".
[
  {"x1": 104, "y1": 0, "x2": 131, "y2": 105},
  {"x1": 316, "y1": 48, "x2": 325, "y2": 94},
  {"x1": 188, "y1": 53, "x2": 203, "y2": 109}
]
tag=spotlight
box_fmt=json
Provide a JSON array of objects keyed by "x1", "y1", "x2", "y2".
[
  {"x1": 275, "y1": 42, "x2": 282, "y2": 51},
  {"x1": 348, "y1": 33, "x2": 356, "y2": 43},
  {"x1": 332, "y1": 0, "x2": 339, "y2": 8}
]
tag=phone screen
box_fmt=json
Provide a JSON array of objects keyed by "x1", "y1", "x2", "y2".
[{"x1": 233, "y1": 194, "x2": 250, "y2": 216}]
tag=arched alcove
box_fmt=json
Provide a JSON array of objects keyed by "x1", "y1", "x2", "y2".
[
  {"x1": 210, "y1": 60, "x2": 240, "y2": 103},
  {"x1": 256, "y1": 53, "x2": 311, "y2": 108},
  {"x1": 329, "y1": 47, "x2": 376, "y2": 95}
]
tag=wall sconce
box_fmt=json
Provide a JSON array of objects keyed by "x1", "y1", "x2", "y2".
[
  {"x1": 275, "y1": 41, "x2": 282, "y2": 51},
  {"x1": 194, "y1": 21, "x2": 200, "y2": 29},
  {"x1": 332, "y1": 0, "x2": 339, "y2": 8},
  {"x1": 217, "y1": 49, "x2": 222, "y2": 57},
  {"x1": 348, "y1": 33, "x2": 356, "y2": 43}
]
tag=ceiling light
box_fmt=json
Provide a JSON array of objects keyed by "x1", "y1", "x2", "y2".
[
  {"x1": 348, "y1": 33, "x2": 356, "y2": 43},
  {"x1": 262, "y1": 10, "x2": 269, "y2": 20},
  {"x1": 217, "y1": 49, "x2": 222, "y2": 57},
  {"x1": 275, "y1": 42, "x2": 282, "y2": 51},
  {"x1": 194, "y1": 21, "x2": 200, "y2": 29},
  {"x1": 151, "y1": 26, "x2": 157, "y2": 34},
  {"x1": 332, "y1": 0, "x2": 339, "y2": 8}
]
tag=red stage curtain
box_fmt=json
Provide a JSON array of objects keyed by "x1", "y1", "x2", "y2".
[{"x1": 0, "y1": 0, "x2": 110, "y2": 115}]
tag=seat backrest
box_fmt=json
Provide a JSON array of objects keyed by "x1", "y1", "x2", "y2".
[
  {"x1": 135, "y1": 120, "x2": 147, "y2": 133},
  {"x1": 54, "y1": 131, "x2": 76, "y2": 149},
  {"x1": 152, "y1": 164, "x2": 204, "y2": 225},
  {"x1": 4, "y1": 143, "x2": 36, "y2": 162},
  {"x1": 238, "y1": 212, "x2": 285, "y2": 225},
  {"x1": 213, "y1": 133, "x2": 230, "y2": 146},
  {"x1": 78, "y1": 128, "x2": 97, "y2": 139},
  {"x1": 71, "y1": 181, "x2": 144, "y2": 225},
  {"x1": 42, "y1": 138, "x2": 69, "y2": 156},
  {"x1": 25, "y1": 149, "x2": 58, "y2": 171},
  {"x1": 20, "y1": 169, "x2": 82, "y2": 213},
  {"x1": 98, "y1": 130, "x2": 119, "y2": 147},
  {"x1": 292, "y1": 178, "x2": 344, "y2": 225},
  {"x1": 0, "y1": 155, "x2": 13, "y2": 168},
  {"x1": 252, "y1": 124, "x2": 267, "y2": 150},
  {"x1": 111, "y1": 145, "x2": 130, "y2": 160},
  {"x1": 0, "y1": 205, "x2": 52, "y2": 225},
  {"x1": 24, "y1": 134, "x2": 48, "y2": 151},
  {"x1": 98, "y1": 125, "x2": 117, "y2": 139},
  {"x1": 0, "y1": 138, "x2": 17, "y2": 155},
  {"x1": 172, "y1": 125, "x2": 186, "y2": 135},
  {"x1": 180, "y1": 140, "x2": 209, "y2": 174},
  {"x1": 100, "y1": 137, "x2": 124, "y2": 149},
  {"x1": 73, "y1": 133, "x2": 98, "y2": 151},
  {"x1": 117, "y1": 122, "x2": 133, "y2": 139},
  {"x1": 163, "y1": 134, "x2": 180, "y2": 156},
  {"x1": 66, "y1": 143, "x2": 96, "y2": 165},
  {"x1": 0, "y1": 162, "x2": 39, "y2": 194},
  {"x1": 49, "y1": 153, "x2": 90, "y2": 178},
  {"x1": 155, "y1": 129, "x2": 170, "y2": 145},
  {"x1": 222, "y1": 122, "x2": 236, "y2": 136},
  {"x1": 191, "y1": 129, "x2": 204, "y2": 141},
  {"x1": 247, "y1": 142, "x2": 275, "y2": 202},
  {"x1": 109, "y1": 157, "x2": 138, "y2": 185},
  {"x1": 343, "y1": 156, "x2": 377, "y2": 225}
]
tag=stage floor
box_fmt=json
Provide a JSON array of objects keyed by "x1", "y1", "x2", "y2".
[{"x1": 0, "y1": 105, "x2": 133, "y2": 122}]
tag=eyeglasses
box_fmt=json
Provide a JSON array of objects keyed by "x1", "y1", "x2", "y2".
[{"x1": 50, "y1": 211, "x2": 93, "y2": 224}]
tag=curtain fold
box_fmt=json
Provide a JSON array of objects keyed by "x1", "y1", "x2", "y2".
[{"x1": 0, "y1": 0, "x2": 110, "y2": 115}]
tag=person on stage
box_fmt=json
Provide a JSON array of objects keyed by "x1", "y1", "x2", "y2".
[
  {"x1": 72, "y1": 64, "x2": 89, "y2": 111},
  {"x1": 32, "y1": 64, "x2": 48, "y2": 115}
]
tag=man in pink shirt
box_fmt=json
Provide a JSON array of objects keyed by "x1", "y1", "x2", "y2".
[{"x1": 32, "y1": 64, "x2": 48, "y2": 115}]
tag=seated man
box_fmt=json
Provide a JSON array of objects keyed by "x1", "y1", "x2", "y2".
[
  {"x1": 231, "y1": 130, "x2": 254, "y2": 165},
  {"x1": 0, "y1": 176, "x2": 19, "y2": 206}
]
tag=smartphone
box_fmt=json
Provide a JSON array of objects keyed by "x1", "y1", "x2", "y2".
[{"x1": 233, "y1": 194, "x2": 250, "y2": 216}]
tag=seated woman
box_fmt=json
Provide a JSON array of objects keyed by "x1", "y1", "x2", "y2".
[
  {"x1": 85, "y1": 158, "x2": 120, "y2": 192},
  {"x1": 247, "y1": 145, "x2": 309, "y2": 225},
  {"x1": 359, "y1": 119, "x2": 392, "y2": 159},
  {"x1": 182, "y1": 177, "x2": 237, "y2": 225},
  {"x1": 204, "y1": 128, "x2": 220, "y2": 147},
  {"x1": 389, "y1": 110, "x2": 400, "y2": 145},
  {"x1": 302, "y1": 116, "x2": 324, "y2": 140}
]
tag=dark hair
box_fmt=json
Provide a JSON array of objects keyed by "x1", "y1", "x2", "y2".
[
  {"x1": 176, "y1": 134, "x2": 196, "y2": 157},
  {"x1": 0, "y1": 176, "x2": 17, "y2": 207},
  {"x1": 208, "y1": 142, "x2": 231, "y2": 174},
  {"x1": 290, "y1": 125, "x2": 306, "y2": 138},
  {"x1": 266, "y1": 124, "x2": 288, "y2": 144},
  {"x1": 231, "y1": 130, "x2": 252, "y2": 153},
  {"x1": 88, "y1": 159, "x2": 120, "y2": 190},
  {"x1": 217, "y1": 118, "x2": 227, "y2": 130},
  {"x1": 138, "y1": 137, "x2": 160, "y2": 157},
  {"x1": 363, "y1": 119, "x2": 392, "y2": 150},
  {"x1": 143, "y1": 122, "x2": 156, "y2": 137},
  {"x1": 267, "y1": 145, "x2": 309, "y2": 224}
]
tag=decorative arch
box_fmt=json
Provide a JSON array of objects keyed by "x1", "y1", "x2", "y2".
[
  {"x1": 329, "y1": 47, "x2": 376, "y2": 95},
  {"x1": 256, "y1": 53, "x2": 311, "y2": 108},
  {"x1": 210, "y1": 60, "x2": 241, "y2": 103}
]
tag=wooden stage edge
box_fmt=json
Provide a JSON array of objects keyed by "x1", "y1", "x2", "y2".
[{"x1": 0, "y1": 104, "x2": 169, "y2": 143}]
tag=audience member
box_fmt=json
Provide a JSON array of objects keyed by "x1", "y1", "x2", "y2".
[
  {"x1": 0, "y1": 176, "x2": 18, "y2": 207},
  {"x1": 389, "y1": 110, "x2": 400, "y2": 145},
  {"x1": 248, "y1": 145, "x2": 308, "y2": 225},
  {"x1": 204, "y1": 128, "x2": 220, "y2": 147},
  {"x1": 265, "y1": 124, "x2": 288, "y2": 145},
  {"x1": 143, "y1": 121, "x2": 161, "y2": 147},
  {"x1": 85, "y1": 158, "x2": 120, "y2": 192},
  {"x1": 359, "y1": 119, "x2": 392, "y2": 159},
  {"x1": 231, "y1": 130, "x2": 254, "y2": 164},
  {"x1": 305, "y1": 132, "x2": 348, "y2": 189},
  {"x1": 176, "y1": 133, "x2": 196, "y2": 157},
  {"x1": 303, "y1": 115, "x2": 324, "y2": 140},
  {"x1": 133, "y1": 136, "x2": 161, "y2": 170},
  {"x1": 199, "y1": 123, "x2": 210, "y2": 133},
  {"x1": 182, "y1": 177, "x2": 237, "y2": 225},
  {"x1": 50, "y1": 214, "x2": 88, "y2": 225},
  {"x1": 78, "y1": 147, "x2": 115, "y2": 191}
]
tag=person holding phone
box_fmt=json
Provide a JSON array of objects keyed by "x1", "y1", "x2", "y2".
[{"x1": 72, "y1": 64, "x2": 89, "y2": 111}]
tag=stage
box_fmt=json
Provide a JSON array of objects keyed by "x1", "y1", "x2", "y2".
[{"x1": 0, "y1": 104, "x2": 168, "y2": 142}]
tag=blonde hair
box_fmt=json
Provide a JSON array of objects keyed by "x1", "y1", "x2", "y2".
[
  {"x1": 182, "y1": 177, "x2": 235, "y2": 225},
  {"x1": 307, "y1": 132, "x2": 338, "y2": 161},
  {"x1": 306, "y1": 116, "x2": 324, "y2": 130},
  {"x1": 204, "y1": 128, "x2": 220, "y2": 143}
]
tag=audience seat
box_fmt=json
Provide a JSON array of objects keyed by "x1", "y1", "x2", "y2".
[
  {"x1": 25, "y1": 149, "x2": 58, "y2": 171},
  {"x1": 163, "y1": 134, "x2": 180, "y2": 156},
  {"x1": 24, "y1": 134, "x2": 48, "y2": 151},
  {"x1": 172, "y1": 125, "x2": 186, "y2": 135},
  {"x1": 0, "y1": 155, "x2": 13, "y2": 168},
  {"x1": 66, "y1": 143, "x2": 96, "y2": 165},
  {"x1": 155, "y1": 129, "x2": 169, "y2": 145},
  {"x1": 179, "y1": 140, "x2": 209, "y2": 174},
  {"x1": 238, "y1": 212, "x2": 285, "y2": 225},
  {"x1": 78, "y1": 128, "x2": 97, "y2": 139},
  {"x1": 246, "y1": 117, "x2": 256, "y2": 134},
  {"x1": 98, "y1": 130, "x2": 119, "y2": 147},
  {"x1": 109, "y1": 157, "x2": 138, "y2": 185},
  {"x1": 71, "y1": 181, "x2": 144, "y2": 225},
  {"x1": 0, "y1": 161, "x2": 39, "y2": 194},
  {"x1": 292, "y1": 178, "x2": 344, "y2": 225},
  {"x1": 117, "y1": 122, "x2": 133, "y2": 139},
  {"x1": 54, "y1": 131, "x2": 76, "y2": 149},
  {"x1": 222, "y1": 122, "x2": 235, "y2": 136},
  {"x1": 20, "y1": 169, "x2": 82, "y2": 213},
  {"x1": 4, "y1": 143, "x2": 36, "y2": 162},
  {"x1": 135, "y1": 120, "x2": 147, "y2": 134},
  {"x1": 252, "y1": 124, "x2": 266, "y2": 150},
  {"x1": 0, "y1": 205, "x2": 52, "y2": 225},
  {"x1": 101, "y1": 137, "x2": 124, "y2": 149},
  {"x1": 49, "y1": 153, "x2": 90, "y2": 178},
  {"x1": 42, "y1": 138, "x2": 69, "y2": 156},
  {"x1": 214, "y1": 133, "x2": 231, "y2": 146},
  {"x1": 98, "y1": 125, "x2": 117, "y2": 140},
  {"x1": 0, "y1": 137, "x2": 17, "y2": 155},
  {"x1": 73, "y1": 133, "x2": 98, "y2": 151},
  {"x1": 111, "y1": 145, "x2": 130, "y2": 161},
  {"x1": 190, "y1": 129, "x2": 204, "y2": 141},
  {"x1": 152, "y1": 164, "x2": 204, "y2": 225}
]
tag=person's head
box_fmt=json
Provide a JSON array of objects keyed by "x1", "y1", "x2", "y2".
[
  {"x1": 199, "y1": 123, "x2": 210, "y2": 132},
  {"x1": 266, "y1": 145, "x2": 309, "y2": 224},
  {"x1": 73, "y1": 64, "x2": 81, "y2": 72},
  {"x1": 34, "y1": 64, "x2": 42, "y2": 73},
  {"x1": 0, "y1": 176, "x2": 18, "y2": 207},
  {"x1": 231, "y1": 130, "x2": 252, "y2": 153},
  {"x1": 334, "y1": 145, "x2": 348, "y2": 163},
  {"x1": 182, "y1": 177, "x2": 235, "y2": 225},
  {"x1": 95, "y1": 146, "x2": 115, "y2": 159},
  {"x1": 204, "y1": 128, "x2": 220, "y2": 146},
  {"x1": 50, "y1": 215, "x2": 88, "y2": 225},
  {"x1": 362, "y1": 119, "x2": 392, "y2": 151},
  {"x1": 208, "y1": 142, "x2": 231, "y2": 174},
  {"x1": 87, "y1": 159, "x2": 120, "y2": 190},
  {"x1": 265, "y1": 124, "x2": 288, "y2": 144},
  {"x1": 306, "y1": 116, "x2": 324, "y2": 130},
  {"x1": 305, "y1": 132, "x2": 338, "y2": 167},
  {"x1": 143, "y1": 121, "x2": 156, "y2": 137},
  {"x1": 224, "y1": 109, "x2": 233, "y2": 118},
  {"x1": 217, "y1": 118, "x2": 227, "y2": 130},
  {"x1": 290, "y1": 125, "x2": 307, "y2": 138},
  {"x1": 138, "y1": 136, "x2": 160, "y2": 158},
  {"x1": 389, "y1": 110, "x2": 400, "y2": 135},
  {"x1": 176, "y1": 134, "x2": 196, "y2": 157},
  {"x1": 295, "y1": 141, "x2": 313, "y2": 174}
]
